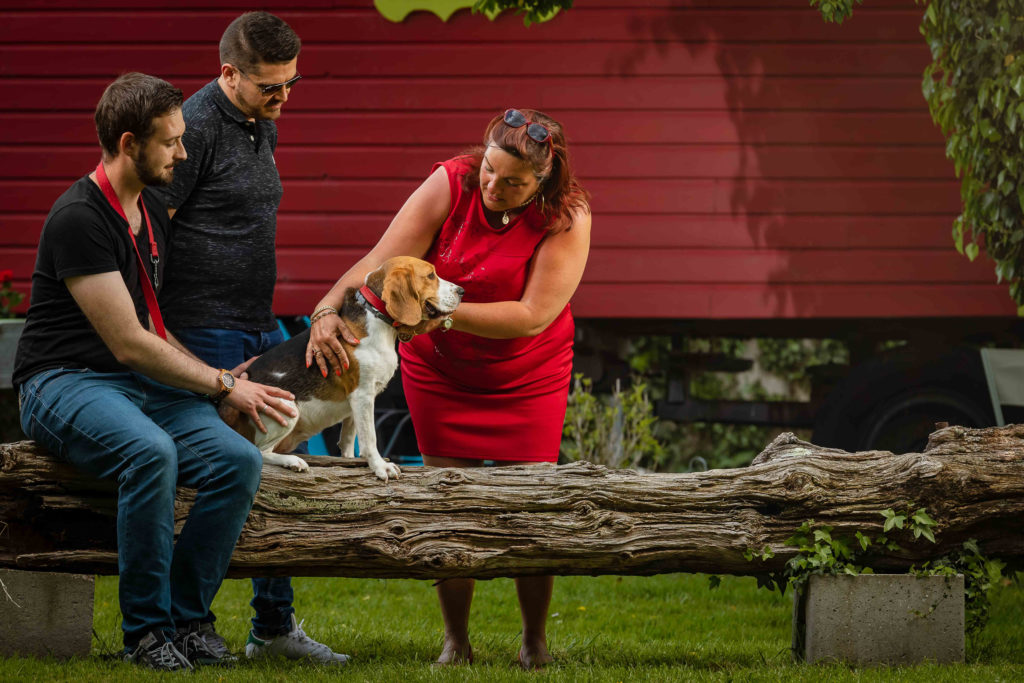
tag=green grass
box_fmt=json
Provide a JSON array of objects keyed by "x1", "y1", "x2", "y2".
[{"x1": 2, "y1": 573, "x2": 1022, "y2": 682}]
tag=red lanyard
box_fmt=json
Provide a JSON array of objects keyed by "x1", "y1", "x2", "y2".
[{"x1": 94, "y1": 161, "x2": 166, "y2": 340}]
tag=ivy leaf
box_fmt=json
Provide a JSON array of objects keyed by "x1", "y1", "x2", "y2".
[
  {"x1": 965, "y1": 241, "x2": 980, "y2": 261},
  {"x1": 855, "y1": 530, "x2": 871, "y2": 551},
  {"x1": 912, "y1": 508, "x2": 937, "y2": 527},
  {"x1": 1013, "y1": 74, "x2": 1024, "y2": 98}
]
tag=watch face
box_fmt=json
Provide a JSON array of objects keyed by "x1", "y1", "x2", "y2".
[{"x1": 222, "y1": 372, "x2": 235, "y2": 389}]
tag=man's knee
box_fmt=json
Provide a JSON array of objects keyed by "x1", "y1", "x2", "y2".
[
  {"x1": 222, "y1": 441, "x2": 263, "y2": 496},
  {"x1": 118, "y1": 433, "x2": 178, "y2": 488}
]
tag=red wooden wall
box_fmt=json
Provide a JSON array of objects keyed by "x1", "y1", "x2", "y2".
[{"x1": 0, "y1": 0, "x2": 1015, "y2": 322}]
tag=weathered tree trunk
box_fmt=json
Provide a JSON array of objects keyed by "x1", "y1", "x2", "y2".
[{"x1": 1, "y1": 424, "x2": 1022, "y2": 579}]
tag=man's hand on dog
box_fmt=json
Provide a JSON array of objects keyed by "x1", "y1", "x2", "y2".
[{"x1": 222, "y1": 380, "x2": 296, "y2": 434}]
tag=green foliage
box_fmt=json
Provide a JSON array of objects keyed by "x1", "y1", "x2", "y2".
[
  {"x1": 0, "y1": 269, "x2": 23, "y2": 318},
  {"x1": 472, "y1": 0, "x2": 570, "y2": 25},
  {"x1": 810, "y1": 0, "x2": 863, "y2": 24},
  {"x1": 752, "y1": 507, "x2": 939, "y2": 595},
  {"x1": 912, "y1": 539, "x2": 1008, "y2": 635},
  {"x1": 750, "y1": 508, "x2": 1006, "y2": 636},
  {"x1": 756, "y1": 337, "x2": 848, "y2": 386},
  {"x1": 622, "y1": 336, "x2": 847, "y2": 471},
  {"x1": 919, "y1": 1, "x2": 1024, "y2": 306},
  {"x1": 561, "y1": 373, "x2": 664, "y2": 469}
]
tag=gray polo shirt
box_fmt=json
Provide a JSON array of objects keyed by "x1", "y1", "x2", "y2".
[{"x1": 155, "y1": 79, "x2": 282, "y2": 332}]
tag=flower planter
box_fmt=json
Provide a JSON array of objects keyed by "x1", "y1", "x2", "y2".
[
  {"x1": 0, "y1": 318, "x2": 25, "y2": 389},
  {"x1": 793, "y1": 573, "x2": 964, "y2": 665},
  {"x1": 0, "y1": 318, "x2": 26, "y2": 441}
]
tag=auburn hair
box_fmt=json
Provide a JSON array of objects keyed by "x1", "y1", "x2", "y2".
[{"x1": 461, "y1": 108, "x2": 590, "y2": 234}]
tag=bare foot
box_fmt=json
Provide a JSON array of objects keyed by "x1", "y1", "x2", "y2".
[
  {"x1": 518, "y1": 646, "x2": 553, "y2": 670},
  {"x1": 434, "y1": 639, "x2": 473, "y2": 666}
]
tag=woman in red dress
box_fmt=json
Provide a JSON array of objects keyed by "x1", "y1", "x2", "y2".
[{"x1": 306, "y1": 109, "x2": 591, "y2": 668}]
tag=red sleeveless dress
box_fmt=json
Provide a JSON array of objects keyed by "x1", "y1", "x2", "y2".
[{"x1": 399, "y1": 157, "x2": 574, "y2": 462}]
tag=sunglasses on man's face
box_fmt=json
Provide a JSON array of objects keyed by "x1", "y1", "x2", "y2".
[
  {"x1": 503, "y1": 109, "x2": 553, "y2": 152},
  {"x1": 238, "y1": 68, "x2": 302, "y2": 96}
]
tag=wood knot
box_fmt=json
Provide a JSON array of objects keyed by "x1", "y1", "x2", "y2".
[
  {"x1": 0, "y1": 445, "x2": 18, "y2": 473},
  {"x1": 438, "y1": 469, "x2": 468, "y2": 486},
  {"x1": 783, "y1": 472, "x2": 812, "y2": 491},
  {"x1": 573, "y1": 501, "x2": 596, "y2": 516},
  {"x1": 389, "y1": 524, "x2": 406, "y2": 537}
]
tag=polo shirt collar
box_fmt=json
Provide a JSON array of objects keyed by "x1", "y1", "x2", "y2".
[{"x1": 208, "y1": 79, "x2": 253, "y2": 125}]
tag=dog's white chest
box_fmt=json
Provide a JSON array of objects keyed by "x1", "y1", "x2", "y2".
[{"x1": 353, "y1": 324, "x2": 400, "y2": 394}]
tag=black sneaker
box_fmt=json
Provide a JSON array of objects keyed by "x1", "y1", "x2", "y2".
[
  {"x1": 124, "y1": 631, "x2": 193, "y2": 671},
  {"x1": 197, "y1": 621, "x2": 238, "y2": 663},
  {"x1": 174, "y1": 621, "x2": 235, "y2": 667}
]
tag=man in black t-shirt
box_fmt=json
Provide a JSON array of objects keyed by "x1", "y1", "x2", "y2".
[{"x1": 14, "y1": 73, "x2": 296, "y2": 672}]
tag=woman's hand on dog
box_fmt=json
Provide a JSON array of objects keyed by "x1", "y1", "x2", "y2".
[
  {"x1": 307, "y1": 313, "x2": 359, "y2": 378},
  {"x1": 223, "y1": 380, "x2": 297, "y2": 434}
]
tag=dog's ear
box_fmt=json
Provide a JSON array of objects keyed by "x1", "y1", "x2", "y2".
[{"x1": 382, "y1": 266, "x2": 422, "y2": 326}]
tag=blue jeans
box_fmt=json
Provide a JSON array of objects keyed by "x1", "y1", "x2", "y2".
[
  {"x1": 173, "y1": 326, "x2": 303, "y2": 636},
  {"x1": 19, "y1": 368, "x2": 262, "y2": 648}
]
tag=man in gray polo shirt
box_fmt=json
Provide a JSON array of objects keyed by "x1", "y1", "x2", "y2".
[{"x1": 155, "y1": 11, "x2": 348, "y2": 664}]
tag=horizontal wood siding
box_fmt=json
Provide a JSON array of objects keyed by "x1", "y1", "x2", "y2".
[{"x1": 0, "y1": 0, "x2": 1012, "y2": 320}]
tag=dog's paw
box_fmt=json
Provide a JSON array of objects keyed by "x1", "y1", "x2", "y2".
[
  {"x1": 278, "y1": 455, "x2": 309, "y2": 473},
  {"x1": 370, "y1": 460, "x2": 401, "y2": 483}
]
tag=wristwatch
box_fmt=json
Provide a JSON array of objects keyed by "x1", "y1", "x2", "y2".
[{"x1": 211, "y1": 369, "x2": 236, "y2": 402}]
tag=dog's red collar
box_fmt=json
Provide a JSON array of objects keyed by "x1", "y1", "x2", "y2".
[{"x1": 357, "y1": 285, "x2": 396, "y2": 326}]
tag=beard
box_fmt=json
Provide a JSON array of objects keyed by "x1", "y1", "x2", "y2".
[
  {"x1": 133, "y1": 147, "x2": 174, "y2": 187},
  {"x1": 236, "y1": 88, "x2": 282, "y2": 121}
]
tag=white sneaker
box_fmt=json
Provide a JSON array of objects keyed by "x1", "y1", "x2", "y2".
[{"x1": 244, "y1": 614, "x2": 350, "y2": 664}]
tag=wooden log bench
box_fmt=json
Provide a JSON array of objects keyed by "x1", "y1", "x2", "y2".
[{"x1": 2, "y1": 424, "x2": 1023, "y2": 660}]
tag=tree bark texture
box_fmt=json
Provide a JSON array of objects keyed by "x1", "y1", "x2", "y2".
[{"x1": 1, "y1": 424, "x2": 1022, "y2": 579}]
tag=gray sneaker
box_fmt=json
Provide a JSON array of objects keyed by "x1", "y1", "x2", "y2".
[
  {"x1": 124, "y1": 630, "x2": 193, "y2": 671},
  {"x1": 244, "y1": 614, "x2": 350, "y2": 664},
  {"x1": 174, "y1": 621, "x2": 236, "y2": 667}
]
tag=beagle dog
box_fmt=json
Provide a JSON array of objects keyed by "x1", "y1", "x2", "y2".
[{"x1": 225, "y1": 256, "x2": 463, "y2": 481}]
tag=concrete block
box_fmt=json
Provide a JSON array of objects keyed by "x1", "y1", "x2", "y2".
[
  {"x1": 796, "y1": 573, "x2": 964, "y2": 665},
  {"x1": 0, "y1": 569, "x2": 94, "y2": 659}
]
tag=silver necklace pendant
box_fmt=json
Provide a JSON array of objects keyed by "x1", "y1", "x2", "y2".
[{"x1": 501, "y1": 211, "x2": 510, "y2": 225}]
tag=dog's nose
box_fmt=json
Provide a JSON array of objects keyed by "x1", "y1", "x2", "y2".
[{"x1": 456, "y1": 286, "x2": 465, "y2": 297}]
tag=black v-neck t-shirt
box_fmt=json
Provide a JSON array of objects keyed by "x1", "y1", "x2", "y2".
[{"x1": 13, "y1": 176, "x2": 170, "y2": 387}]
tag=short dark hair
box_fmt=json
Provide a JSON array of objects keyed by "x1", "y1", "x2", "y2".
[
  {"x1": 94, "y1": 73, "x2": 183, "y2": 157},
  {"x1": 219, "y1": 11, "x2": 301, "y2": 72}
]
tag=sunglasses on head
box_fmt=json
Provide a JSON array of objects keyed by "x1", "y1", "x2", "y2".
[
  {"x1": 503, "y1": 109, "x2": 553, "y2": 152},
  {"x1": 238, "y1": 68, "x2": 302, "y2": 96}
]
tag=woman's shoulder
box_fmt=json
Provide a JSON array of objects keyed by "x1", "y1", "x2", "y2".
[{"x1": 432, "y1": 154, "x2": 477, "y2": 178}]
